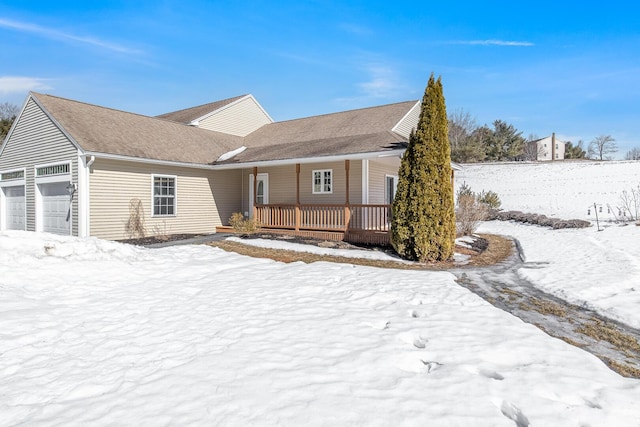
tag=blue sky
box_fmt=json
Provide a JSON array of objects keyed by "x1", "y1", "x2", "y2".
[{"x1": 1, "y1": 1, "x2": 639, "y2": 157}]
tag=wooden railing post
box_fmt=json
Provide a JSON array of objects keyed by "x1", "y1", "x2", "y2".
[
  {"x1": 344, "y1": 206, "x2": 351, "y2": 232},
  {"x1": 295, "y1": 164, "x2": 301, "y2": 231},
  {"x1": 344, "y1": 160, "x2": 350, "y2": 233}
]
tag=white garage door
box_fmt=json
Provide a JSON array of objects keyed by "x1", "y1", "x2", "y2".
[
  {"x1": 4, "y1": 185, "x2": 25, "y2": 230},
  {"x1": 40, "y1": 182, "x2": 71, "y2": 235}
]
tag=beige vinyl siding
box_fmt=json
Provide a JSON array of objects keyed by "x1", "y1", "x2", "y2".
[
  {"x1": 197, "y1": 96, "x2": 271, "y2": 137},
  {"x1": 367, "y1": 158, "x2": 401, "y2": 204},
  {"x1": 0, "y1": 97, "x2": 79, "y2": 235},
  {"x1": 89, "y1": 159, "x2": 241, "y2": 240},
  {"x1": 392, "y1": 101, "x2": 420, "y2": 138},
  {"x1": 241, "y1": 160, "x2": 363, "y2": 212}
]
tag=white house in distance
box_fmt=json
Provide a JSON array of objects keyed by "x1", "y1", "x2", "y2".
[
  {"x1": 0, "y1": 92, "x2": 459, "y2": 245},
  {"x1": 527, "y1": 133, "x2": 566, "y2": 161}
]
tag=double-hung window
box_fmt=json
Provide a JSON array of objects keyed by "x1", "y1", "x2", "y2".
[
  {"x1": 153, "y1": 175, "x2": 176, "y2": 216},
  {"x1": 312, "y1": 169, "x2": 332, "y2": 194}
]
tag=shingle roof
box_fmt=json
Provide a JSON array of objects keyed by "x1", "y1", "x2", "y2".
[
  {"x1": 31, "y1": 93, "x2": 417, "y2": 166},
  {"x1": 156, "y1": 95, "x2": 248, "y2": 124},
  {"x1": 224, "y1": 132, "x2": 407, "y2": 164},
  {"x1": 244, "y1": 101, "x2": 417, "y2": 148},
  {"x1": 214, "y1": 100, "x2": 416, "y2": 163},
  {"x1": 34, "y1": 93, "x2": 243, "y2": 164}
]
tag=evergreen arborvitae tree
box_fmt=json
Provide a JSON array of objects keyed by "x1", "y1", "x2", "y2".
[{"x1": 391, "y1": 74, "x2": 456, "y2": 262}]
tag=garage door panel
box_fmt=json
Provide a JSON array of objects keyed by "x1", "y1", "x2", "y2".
[
  {"x1": 4, "y1": 185, "x2": 25, "y2": 231},
  {"x1": 40, "y1": 182, "x2": 71, "y2": 235}
]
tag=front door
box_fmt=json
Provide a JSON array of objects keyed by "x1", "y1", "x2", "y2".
[{"x1": 249, "y1": 173, "x2": 269, "y2": 217}]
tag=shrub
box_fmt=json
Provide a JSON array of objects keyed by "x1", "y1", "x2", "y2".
[
  {"x1": 229, "y1": 212, "x2": 260, "y2": 233},
  {"x1": 617, "y1": 185, "x2": 640, "y2": 223},
  {"x1": 477, "y1": 190, "x2": 502, "y2": 210},
  {"x1": 456, "y1": 193, "x2": 488, "y2": 236},
  {"x1": 456, "y1": 182, "x2": 474, "y2": 200}
]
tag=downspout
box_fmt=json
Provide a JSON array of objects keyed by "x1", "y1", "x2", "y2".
[{"x1": 84, "y1": 155, "x2": 95, "y2": 237}]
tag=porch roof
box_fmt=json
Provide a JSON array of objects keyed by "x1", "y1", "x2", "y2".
[{"x1": 218, "y1": 131, "x2": 408, "y2": 165}]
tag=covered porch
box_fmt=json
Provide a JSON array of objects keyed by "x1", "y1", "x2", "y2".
[{"x1": 250, "y1": 159, "x2": 393, "y2": 245}]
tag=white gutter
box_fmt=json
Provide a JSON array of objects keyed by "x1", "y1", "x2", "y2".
[
  {"x1": 82, "y1": 152, "x2": 217, "y2": 170},
  {"x1": 211, "y1": 149, "x2": 406, "y2": 170},
  {"x1": 80, "y1": 149, "x2": 460, "y2": 172}
]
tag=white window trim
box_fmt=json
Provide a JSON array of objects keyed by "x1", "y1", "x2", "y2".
[
  {"x1": 312, "y1": 169, "x2": 333, "y2": 194},
  {"x1": 0, "y1": 168, "x2": 27, "y2": 231},
  {"x1": 151, "y1": 174, "x2": 177, "y2": 217},
  {"x1": 35, "y1": 161, "x2": 71, "y2": 178},
  {"x1": 0, "y1": 168, "x2": 26, "y2": 188}
]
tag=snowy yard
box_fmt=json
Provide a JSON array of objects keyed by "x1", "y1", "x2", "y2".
[
  {"x1": 456, "y1": 160, "x2": 640, "y2": 222},
  {"x1": 1, "y1": 229, "x2": 640, "y2": 425}
]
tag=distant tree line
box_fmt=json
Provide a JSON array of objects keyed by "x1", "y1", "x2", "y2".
[
  {"x1": 447, "y1": 108, "x2": 640, "y2": 163},
  {"x1": 0, "y1": 102, "x2": 19, "y2": 141}
]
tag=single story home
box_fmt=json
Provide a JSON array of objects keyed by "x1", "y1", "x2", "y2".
[{"x1": 0, "y1": 92, "x2": 458, "y2": 244}]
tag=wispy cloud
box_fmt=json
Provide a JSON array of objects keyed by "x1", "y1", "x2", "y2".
[
  {"x1": 357, "y1": 65, "x2": 400, "y2": 98},
  {"x1": 335, "y1": 62, "x2": 407, "y2": 107},
  {"x1": 0, "y1": 76, "x2": 52, "y2": 93},
  {"x1": 0, "y1": 18, "x2": 142, "y2": 54},
  {"x1": 446, "y1": 39, "x2": 534, "y2": 47}
]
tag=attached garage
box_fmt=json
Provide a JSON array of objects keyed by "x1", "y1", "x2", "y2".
[
  {"x1": 39, "y1": 181, "x2": 72, "y2": 235},
  {"x1": 2, "y1": 185, "x2": 26, "y2": 230}
]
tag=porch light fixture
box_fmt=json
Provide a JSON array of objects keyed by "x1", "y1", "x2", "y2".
[{"x1": 66, "y1": 182, "x2": 77, "y2": 196}]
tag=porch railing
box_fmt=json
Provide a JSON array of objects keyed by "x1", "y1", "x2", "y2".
[{"x1": 254, "y1": 204, "x2": 392, "y2": 232}]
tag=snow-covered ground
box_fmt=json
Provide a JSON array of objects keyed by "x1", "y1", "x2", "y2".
[
  {"x1": 456, "y1": 160, "x2": 640, "y2": 221},
  {"x1": 2, "y1": 230, "x2": 640, "y2": 425},
  {"x1": 479, "y1": 221, "x2": 640, "y2": 330}
]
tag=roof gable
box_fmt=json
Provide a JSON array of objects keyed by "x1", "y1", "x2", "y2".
[
  {"x1": 156, "y1": 95, "x2": 247, "y2": 124},
  {"x1": 157, "y1": 94, "x2": 273, "y2": 137},
  {"x1": 0, "y1": 95, "x2": 81, "y2": 162}
]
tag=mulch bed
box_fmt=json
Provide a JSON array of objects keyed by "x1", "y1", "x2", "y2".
[
  {"x1": 211, "y1": 233, "x2": 510, "y2": 270},
  {"x1": 117, "y1": 231, "x2": 511, "y2": 270},
  {"x1": 117, "y1": 233, "x2": 210, "y2": 246}
]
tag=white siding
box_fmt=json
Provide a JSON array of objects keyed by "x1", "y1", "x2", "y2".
[
  {"x1": 241, "y1": 160, "x2": 363, "y2": 213},
  {"x1": 367, "y1": 157, "x2": 401, "y2": 204},
  {"x1": 532, "y1": 135, "x2": 566, "y2": 161},
  {"x1": 197, "y1": 96, "x2": 272, "y2": 136},
  {"x1": 89, "y1": 159, "x2": 241, "y2": 240},
  {"x1": 392, "y1": 101, "x2": 420, "y2": 138},
  {"x1": 0, "y1": 97, "x2": 79, "y2": 235}
]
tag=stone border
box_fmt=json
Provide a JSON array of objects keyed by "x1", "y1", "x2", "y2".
[{"x1": 486, "y1": 210, "x2": 591, "y2": 229}]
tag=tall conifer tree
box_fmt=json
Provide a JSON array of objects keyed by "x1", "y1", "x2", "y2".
[{"x1": 391, "y1": 74, "x2": 456, "y2": 262}]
